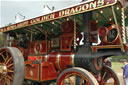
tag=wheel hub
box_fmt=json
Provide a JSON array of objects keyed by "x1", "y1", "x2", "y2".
[{"x1": 0, "y1": 64, "x2": 7, "y2": 76}]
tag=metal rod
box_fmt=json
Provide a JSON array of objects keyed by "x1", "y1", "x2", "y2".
[
  {"x1": 121, "y1": 7, "x2": 126, "y2": 44},
  {"x1": 74, "y1": 19, "x2": 76, "y2": 50},
  {"x1": 111, "y1": 6, "x2": 125, "y2": 52}
]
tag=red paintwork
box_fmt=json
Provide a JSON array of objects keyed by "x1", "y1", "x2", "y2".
[
  {"x1": 98, "y1": 27, "x2": 108, "y2": 36},
  {"x1": 60, "y1": 33, "x2": 73, "y2": 51},
  {"x1": 29, "y1": 41, "x2": 47, "y2": 55},
  {"x1": 25, "y1": 61, "x2": 33, "y2": 80},
  {"x1": 28, "y1": 56, "x2": 37, "y2": 61},
  {"x1": 99, "y1": 24, "x2": 121, "y2": 45},
  {"x1": 40, "y1": 62, "x2": 59, "y2": 81},
  {"x1": 62, "y1": 21, "x2": 74, "y2": 33},
  {"x1": 25, "y1": 50, "x2": 73, "y2": 81},
  {"x1": 124, "y1": 44, "x2": 128, "y2": 50},
  {"x1": 33, "y1": 64, "x2": 40, "y2": 81},
  {"x1": 47, "y1": 51, "x2": 60, "y2": 70},
  {"x1": 25, "y1": 61, "x2": 59, "y2": 81},
  {"x1": 59, "y1": 52, "x2": 73, "y2": 70}
]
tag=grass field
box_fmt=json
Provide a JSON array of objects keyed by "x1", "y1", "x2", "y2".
[
  {"x1": 112, "y1": 62, "x2": 124, "y2": 85},
  {"x1": 112, "y1": 62, "x2": 124, "y2": 73}
]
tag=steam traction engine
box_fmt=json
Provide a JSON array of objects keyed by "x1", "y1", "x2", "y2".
[{"x1": 0, "y1": 0, "x2": 128, "y2": 85}]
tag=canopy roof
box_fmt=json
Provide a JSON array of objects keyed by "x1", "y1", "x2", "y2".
[
  {"x1": 0, "y1": 0, "x2": 127, "y2": 35},
  {"x1": 0, "y1": 0, "x2": 118, "y2": 32}
]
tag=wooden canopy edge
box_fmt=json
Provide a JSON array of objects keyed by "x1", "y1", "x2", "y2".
[{"x1": 0, "y1": 0, "x2": 117, "y2": 33}]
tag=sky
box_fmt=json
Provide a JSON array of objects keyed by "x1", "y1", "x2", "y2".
[{"x1": 0, "y1": 0, "x2": 81, "y2": 27}]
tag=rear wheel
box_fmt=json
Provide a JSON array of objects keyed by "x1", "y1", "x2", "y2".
[
  {"x1": 0, "y1": 47, "x2": 25, "y2": 85},
  {"x1": 56, "y1": 67, "x2": 99, "y2": 85},
  {"x1": 99, "y1": 65, "x2": 121, "y2": 85}
]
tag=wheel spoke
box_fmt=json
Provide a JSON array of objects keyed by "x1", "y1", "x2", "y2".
[
  {"x1": 5, "y1": 51, "x2": 9, "y2": 62},
  {"x1": 3, "y1": 78, "x2": 7, "y2": 85},
  {"x1": 68, "y1": 77, "x2": 74, "y2": 85},
  {"x1": 1, "y1": 54, "x2": 6, "y2": 62},
  {"x1": 6, "y1": 57, "x2": 13, "y2": 64},
  {"x1": 62, "y1": 80, "x2": 66, "y2": 85},
  {"x1": 0, "y1": 76, "x2": 3, "y2": 81},
  {"x1": 7, "y1": 75, "x2": 12, "y2": 80},
  {"x1": 7, "y1": 63, "x2": 14, "y2": 68},
  {"x1": 0, "y1": 50, "x2": 6, "y2": 55},
  {"x1": 100, "y1": 65, "x2": 120, "y2": 85},
  {"x1": 80, "y1": 77, "x2": 84, "y2": 85},
  {"x1": 3, "y1": 82, "x2": 6, "y2": 85},
  {"x1": 8, "y1": 70, "x2": 14, "y2": 73},
  {"x1": 102, "y1": 72, "x2": 107, "y2": 80},
  {"x1": 73, "y1": 75, "x2": 76, "y2": 85},
  {"x1": 10, "y1": 66, "x2": 14, "y2": 69}
]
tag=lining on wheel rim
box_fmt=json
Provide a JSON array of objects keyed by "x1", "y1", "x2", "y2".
[{"x1": 0, "y1": 47, "x2": 25, "y2": 85}]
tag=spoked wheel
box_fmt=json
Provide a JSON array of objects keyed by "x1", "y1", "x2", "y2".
[
  {"x1": 56, "y1": 67, "x2": 99, "y2": 85},
  {"x1": 99, "y1": 65, "x2": 121, "y2": 85},
  {"x1": 0, "y1": 47, "x2": 25, "y2": 85},
  {"x1": 91, "y1": 57, "x2": 103, "y2": 75}
]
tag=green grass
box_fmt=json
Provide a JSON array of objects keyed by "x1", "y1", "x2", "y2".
[
  {"x1": 112, "y1": 62, "x2": 124, "y2": 85},
  {"x1": 112, "y1": 62, "x2": 124, "y2": 73}
]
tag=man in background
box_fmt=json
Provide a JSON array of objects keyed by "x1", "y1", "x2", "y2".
[{"x1": 122, "y1": 60, "x2": 128, "y2": 85}]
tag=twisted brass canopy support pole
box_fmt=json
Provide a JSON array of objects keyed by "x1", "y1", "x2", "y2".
[
  {"x1": 74, "y1": 19, "x2": 76, "y2": 50},
  {"x1": 111, "y1": 6, "x2": 125, "y2": 52},
  {"x1": 121, "y1": 7, "x2": 126, "y2": 44}
]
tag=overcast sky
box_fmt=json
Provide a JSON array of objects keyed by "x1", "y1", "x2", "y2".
[{"x1": 0, "y1": 0, "x2": 81, "y2": 27}]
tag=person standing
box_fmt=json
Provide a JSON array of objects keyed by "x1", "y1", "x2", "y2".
[
  {"x1": 104, "y1": 57, "x2": 112, "y2": 67},
  {"x1": 122, "y1": 61, "x2": 128, "y2": 85}
]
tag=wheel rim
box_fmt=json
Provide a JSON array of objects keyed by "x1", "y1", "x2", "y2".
[
  {"x1": 58, "y1": 72, "x2": 92, "y2": 85},
  {"x1": 0, "y1": 47, "x2": 25, "y2": 85},
  {"x1": 57, "y1": 67, "x2": 99, "y2": 85},
  {"x1": 0, "y1": 48, "x2": 14, "y2": 85},
  {"x1": 100, "y1": 65, "x2": 120, "y2": 85}
]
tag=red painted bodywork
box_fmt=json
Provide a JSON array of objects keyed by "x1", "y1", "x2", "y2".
[
  {"x1": 24, "y1": 32, "x2": 74, "y2": 81},
  {"x1": 99, "y1": 24, "x2": 121, "y2": 45}
]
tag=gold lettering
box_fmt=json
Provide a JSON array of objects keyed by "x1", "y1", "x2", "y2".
[
  {"x1": 90, "y1": 1, "x2": 97, "y2": 9},
  {"x1": 52, "y1": 13, "x2": 55, "y2": 19},
  {"x1": 75, "y1": 6, "x2": 82, "y2": 13},
  {"x1": 29, "y1": 20, "x2": 33, "y2": 24},
  {"x1": 23, "y1": 21, "x2": 28, "y2": 26},
  {"x1": 1, "y1": 29, "x2": 4, "y2": 32},
  {"x1": 78, "y1": 6, "x2": 82, "y2": 12},
  {"x1": 70, "y1": 8, "x2": 75, "y2": 14},
  {"x1": 6, "y1": 27, "x2": 9, "y2": 31},
  {"x1": 11, "y1": 25, "x2": 16, "y2": 30},
  {"x1": 17, "y1": 23, "x2": 23, "y2": 28},
  {"x1": 62, "y1": 10, "x2": 65, "y2": 16},
  {"x1": 98, "y1": 0, "x2": 104, "y2": 7},
  {"x1": 50, "y1": 13, "x2": 55, "y2": 19},
  {"x1": 59, "y1": 11, "x2": 62, "y2": 16},
  {"x1": 42, "y1": 16, "x2": 46, "y2": 21},
  {"x1": 45, "y1": 15, "x2": 48, "y2": 20},
  {"x1": 36, "y1": 17, "x2": 41, "y2": 22},
  {"x1": 65, "y1": 9, "x2": 70, "y2": 15},
  {"x1": 82, "y1": 4, "x2": 89, "y2": 11},
  {"x1": 75, "y1": 6, "x2": 79, "y2": 12}
]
